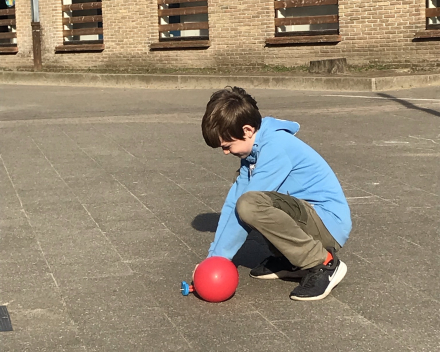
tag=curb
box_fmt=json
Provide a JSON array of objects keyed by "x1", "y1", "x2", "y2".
[{"x1": 1, "y1": 71, "x2": 440, "y2": 91}]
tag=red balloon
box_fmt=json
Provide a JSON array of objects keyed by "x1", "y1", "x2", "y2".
[{"x1": 193, "y1": 256, "x2": 239, "y2": 302}]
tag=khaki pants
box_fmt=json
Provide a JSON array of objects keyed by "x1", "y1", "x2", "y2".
[{"x1": 236, "y1": 191, "x2": 341, "y2": 269}]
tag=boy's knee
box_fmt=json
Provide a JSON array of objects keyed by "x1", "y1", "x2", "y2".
[{"x1": 236, "y1": 191, "x2": 271, "y2": 224}]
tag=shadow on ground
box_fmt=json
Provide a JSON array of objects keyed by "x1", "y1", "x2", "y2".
[
  {"x1": 191, "y1": 213, "x2": 271, "y2": 269},
  {"x1": 376, "y1": 92, "x2": 440, "y2": 117}
]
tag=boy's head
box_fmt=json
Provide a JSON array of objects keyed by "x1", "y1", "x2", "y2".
[{"x1": 201, "y1": 87, "x2": 262, "y2": 155}]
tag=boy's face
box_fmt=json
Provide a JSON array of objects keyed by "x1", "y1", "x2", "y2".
[{"x1": 220, "y1": 125, "x2": 256, "y2": 159}]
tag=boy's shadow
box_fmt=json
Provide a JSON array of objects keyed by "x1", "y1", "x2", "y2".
[{"x1": 191, "y1": 213, "x2": 272, "y2": 269}]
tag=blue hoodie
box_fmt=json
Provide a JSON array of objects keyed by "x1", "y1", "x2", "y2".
[{"x1": 208, "y1": 117, "x2": 352, "y2": 260}]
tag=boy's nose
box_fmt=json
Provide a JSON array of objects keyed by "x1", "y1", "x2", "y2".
[{"x1": 223, "y1": 149, "x2": 230, "y2": 155}]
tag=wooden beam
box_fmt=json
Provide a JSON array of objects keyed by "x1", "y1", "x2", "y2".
[
  {"x1": 276, "y1": 29, "x2": 338, "y2": 36},
  {"x1": 63, "y1": 27, "x2": 103, "y2": 37},
  {"x1": 0, "y1": 8, "x2": 15, "y2": 16},
  {"x1": 150, "y1": 40, "x2": 210, "y2": 49},
  {"x1": 414, "y1": 29, "x2": 440, "y2": 38},
  {"x1": 426, "y1": 8, "x2": 440, "y2": 18},
  {"x1": 0, "y1": 32, "x2": 16, "y2": 39},
  {"x1": 62, "y1": 15, "x2": 102, "y2": 25},
  {"x1": 266, "y1": 34, "x2": 341, "y2": 44},
  {"x1": 0, "y1": 46, "x2": 18, "y2": 53},
  {"x1": 56, "y1": 43, "x2": 105, "y2": 52},
  {"x1": 159, "y1": 21, "x2": 209, "y2": 32},
  {"x1": 158, "y1": 6, "x2": 208, "y2": 17},
  {"x1": 62, "y1": 2, "x2": 102, "y2": 12},
  {"x1": 0, "y1": 19, "x2": 16, "y2": 26},
  {"x1": 426, "y1": 24, "x2": 440, "y2": 30},
  {"x1": 274, "y1": 0, "x2": 338, "y2": 10},
  {"x1": 275, "y1": 14, "x2": 338, "y2": 26},
  {"x1": 158, "y1": 0, "x2": 206, "y2": 4}
]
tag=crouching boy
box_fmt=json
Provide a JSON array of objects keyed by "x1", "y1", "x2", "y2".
[{"x1": 200, "y1": 86, "x2": 352, "y2": 301}]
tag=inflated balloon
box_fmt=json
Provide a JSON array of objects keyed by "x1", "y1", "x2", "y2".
[{"x1": 181, "y1": 256, "x2": 239, "y2": 302}]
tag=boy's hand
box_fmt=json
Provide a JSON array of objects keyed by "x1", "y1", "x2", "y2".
[{"x1": 192, "y1": 264, "x2": 199, "y2": 280}]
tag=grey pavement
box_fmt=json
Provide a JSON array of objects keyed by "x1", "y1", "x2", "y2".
[{"x1": 0, "y1": 84, "x2": 439, "y2": 351}]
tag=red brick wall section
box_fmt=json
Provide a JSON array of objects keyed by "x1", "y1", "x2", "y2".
[{"x1": 1, "y1": 0, "x2": 438, "y2": 70}]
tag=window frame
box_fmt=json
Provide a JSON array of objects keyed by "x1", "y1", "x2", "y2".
[
  {"x1": 0, "y1": 2, "x2": 17, "y2": 54},
  {"x1": 415, "y1": 0, "x2": 440, "y2": 39},
  {"x1": 55, "y1": 0, "x2": 104, "y2": 53},
  {"x1": 266, "y1": 0, "x2": 341, "y2": 46},
  {"x1": 150, "y1": 0, "x2": 210, "y2": 50}
]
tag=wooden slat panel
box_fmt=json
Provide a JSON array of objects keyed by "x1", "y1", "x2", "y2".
[
  {"x1": 0, "y1": 32, "x2": 16, "y2": 39},
  {"x1": 276, "y1": 29, "x2": 338, "y2": 36},
  {"x1": 0, "y1": 19, "x2": 16, "y2": 26},
  {"x1": 426, "y1": 8, "x2": 440, "y2": 18},
  {"x1": 426, "y1": 23, "x2": 440, "y2": 30},
  {"x1": 0, "y1": 46, "x2": 18, "y2": 53},
  {"x1": 414, "y1": 29, "x2": 440, "y2": 38},
  {"x1": 266, "y1": 34, "x2": 340, "y2": 44},
  {"x1": 158, "y1": 6, "x2": 207, "y2": 16},
  {"x1": 158, "y1": 21, "x2": 209, "y2": 32},
  {"x1": 63, "y1": 27, "x2": 103, "y2": 37},
  {"x1": 63, "y1": 15, "x2": 102, "y2": 25},
  {"x1": 275, "y1": 14, "x2": 338, "y2": 26},
  {"x1": 158, "y1": 0, "x2": 206, "y2": 4},
  {"x1": 62, "y1": 2, "x2": 102, "y2": 12},
  {"x1": 274, "y1": 0, "x2": 338, "y2": 10},
  {"x1": 0, "y1": 8, "x2": 15, "y2": 16},
  {"x1": 150, "y1": 40, "x2": 210, "y2": 49},
  {"x1": 56, "y1": 44, "x2": 105, "y2": 52}
]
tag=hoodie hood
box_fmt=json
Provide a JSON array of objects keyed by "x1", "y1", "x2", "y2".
[
  {"x1": 246, "y1": 117, "x2": 300, "y2": 164},
  {"x1": 259, "y1": 117, "x2": 300, "y2": 136}
]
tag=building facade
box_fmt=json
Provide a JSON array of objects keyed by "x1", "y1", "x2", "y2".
[{"x1": 0, "y1": 0, "x2": 439, "y2": 71}]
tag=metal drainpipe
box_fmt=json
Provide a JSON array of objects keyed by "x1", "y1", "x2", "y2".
[{"x1": 31, "y1": 0, "x2": 42, "y2": 70}]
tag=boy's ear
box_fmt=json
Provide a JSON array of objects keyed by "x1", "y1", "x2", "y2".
[{"x1": 242, "y1": 125, "x2": 255, "y2": 139}]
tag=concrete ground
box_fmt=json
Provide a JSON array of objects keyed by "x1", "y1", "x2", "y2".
[{"x1": 0, "y1": 84, "x2": 439, "y2": 351}]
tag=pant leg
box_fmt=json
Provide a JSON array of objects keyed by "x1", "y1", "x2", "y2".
[{"x1": 236, "y1": 191, "x2": 340, "y2": 269}]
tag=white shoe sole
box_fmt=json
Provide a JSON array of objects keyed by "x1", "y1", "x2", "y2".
[
  {"x1": 250, "y1": 269, "x2": 308, "y2": 280},
  {"x1": 290, "y1": 261, "x2": 348, "y2": 301}
]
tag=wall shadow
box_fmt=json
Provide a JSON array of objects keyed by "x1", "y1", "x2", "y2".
[{"x1": 376, "y1": 92, "x2": 440, "y2": 118}]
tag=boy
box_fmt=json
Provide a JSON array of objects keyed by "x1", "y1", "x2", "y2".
[{"x1": 200, "y1": 87, "x2": 352, "y2": 301}]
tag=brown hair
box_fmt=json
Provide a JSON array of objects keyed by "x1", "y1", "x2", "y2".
[{"x1": 201, "y1": 86, "x2": 261, "y2": 148}]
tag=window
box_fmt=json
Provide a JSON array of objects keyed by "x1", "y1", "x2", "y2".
[
  {"x1": 56, "y1": 0, "x2": 104, "y2": 52},
  {"x1": 426, "y1": 0, "x2": 440, "y2": 30},
  {"x1": 415, "y1": 0, "x2": 440, "y2": 39},
  {"x1": 151, "y1": 0, "x2": 210, "y2": 50},
  {"x1": 266, "y1": 0, "x2": 341, "y2": 45},
  {"x1": 0, "y1": 0, "x2": 17, "y2": 54}
]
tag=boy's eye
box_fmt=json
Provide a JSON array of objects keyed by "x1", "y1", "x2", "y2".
[{"x1": 222, "y1": 145, "x2": 230, "y2": 150}]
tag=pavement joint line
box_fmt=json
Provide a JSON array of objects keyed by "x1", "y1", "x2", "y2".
[
  {"x1": 324, "y1": 277, "x2": 415, "y2": 352},
  {"x1": 93, "y1": 124, "x2": 219, "y2": 213},
  {"x1": 32, "y1": 133, "x2": 134, "y2": 274},
  {"x1": 0, "y1": 153, "x2": 59, "y2": 289},
  {"x1": 163, "y1": 312, "x2": 193, "y2": 349},
  {"x1": 408, "y1": 135, "x2": 439, "y2": 144},
  {"x1": 60, "y1": 126, "x2": 200, "y2": 258},
  {"x1": 95, "y1": 123, "x2": 221, "y2": 222},
  {"x1": 0, "y1": 152, "x2": 80, "y2": 331},
  {"x1": 352, "y1": 164, "x2": 440, "y2": 197},
  {"x1": 249, "y1": 304, "x2": 292, "y2": 341}
]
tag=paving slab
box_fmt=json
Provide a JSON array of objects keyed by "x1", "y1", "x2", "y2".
[{"x1": 0, "y1": 84, "x2": 439, "y2": 351}]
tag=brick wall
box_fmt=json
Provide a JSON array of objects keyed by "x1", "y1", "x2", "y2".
[{"x1": 1, "y1": 0, "x2": 439, "y2": 71}]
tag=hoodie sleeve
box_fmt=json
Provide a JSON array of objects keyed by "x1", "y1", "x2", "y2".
[
  {"x1": 208, "y1": 139, "x2": 294, "y2": 259},
  {"x1": 208, "y1": 160, "x2": 250, "y2": 259}
]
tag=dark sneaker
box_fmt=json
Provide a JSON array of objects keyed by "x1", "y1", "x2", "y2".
[
  {"x1": 289, "y1": 256, "x2": 347, "y2": 301},
  {"x1": 250, "y1": 256, "x2": 308, "y2": 280}
]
